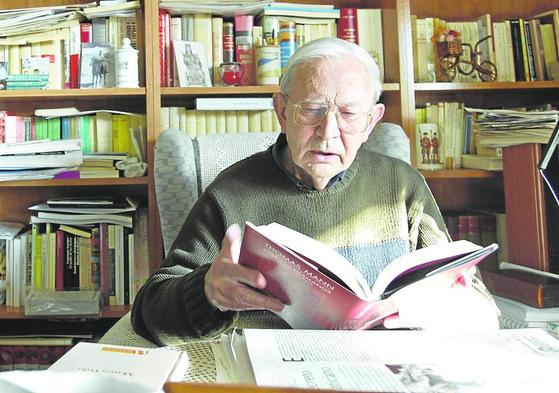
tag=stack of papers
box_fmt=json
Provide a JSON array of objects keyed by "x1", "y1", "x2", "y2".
[
  {"x1": 0, "y1": 140, "x2": 83, "y2": 180},
  {"x1": 465, "y1": 107, "x2": 559, "y2": 148}
]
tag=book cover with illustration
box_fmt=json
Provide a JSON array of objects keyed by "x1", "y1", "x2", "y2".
[{"x1": 239, "y1": 222, "x2": 498, "y2": 330}]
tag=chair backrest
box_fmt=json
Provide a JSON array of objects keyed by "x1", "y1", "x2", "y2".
[{"x1": 154, "y1": 122, "x2": 410, "y2": 256}]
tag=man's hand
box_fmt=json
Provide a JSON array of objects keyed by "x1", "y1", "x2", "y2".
[
  {"x1": 383, "y1": 272, "x2": 499, "y2": 333},
  {"x1": 204, "y1": 224, "x2": 284, "y2": 313}
]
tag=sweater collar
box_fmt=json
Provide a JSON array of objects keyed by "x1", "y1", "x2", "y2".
[{"x1": 271, "y1": 133, "x2": 349, "y2": 191}]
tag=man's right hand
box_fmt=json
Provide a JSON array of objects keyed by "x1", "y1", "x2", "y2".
[{"x1": 203, "y1": 224, "x2": 285, "y2": 313}]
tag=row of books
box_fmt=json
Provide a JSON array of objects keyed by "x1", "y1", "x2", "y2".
[
  {"x1": 161, "y1": 107, "x2": 281, "y2": 137},
  {"x1": 2, "y1": 199, "x2": 148, "y2": 308},
  {"x1": 0, "y1": 2, "x2": 142, "y2": 90},
  {"x1": 0, "y1": 343, "x2": 72, "y2": 371},
  {"x1": 443, "y1": 210, "x2": 506, "y2": 269},
  {"x1": 0, "y1": 109, "x2": 146, "y2": 157},
  {"x1": 415, "y1": 102, "x2": 558, "y2": 171},
  {"x1": 412, "y1": 9, "x2": 559, "y2": 83},
  {"x1": 158, "y1": 5, "x2": 384, "y2": 87}
]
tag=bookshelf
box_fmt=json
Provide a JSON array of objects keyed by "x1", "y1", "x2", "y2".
[{"x1": 2, "y1": 0, "x2": 558, "y2": 333}]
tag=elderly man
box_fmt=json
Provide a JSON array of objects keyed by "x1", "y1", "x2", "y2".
[{"x1": 132, "y1": 38, "x2": 498, "y2": 345}]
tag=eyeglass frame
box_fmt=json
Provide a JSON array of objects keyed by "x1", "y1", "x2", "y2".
[{"x1": 283, "y1": 94, "x2": 377, "y2": 135}]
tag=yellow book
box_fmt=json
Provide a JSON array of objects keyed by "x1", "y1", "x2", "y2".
[
  {"x1": 237, "y1": 110, "x2": 249, "y2": 132},
  {"x1": 205, "y1": 110, "x2": 217, "y2": 134},
  {"x1": 260, "y1": 109, "x2": 273, "y2": 132},
  {"x1": 185, "y1": 109, "x2": 197, "y2": 138},
  {"x1": 225, "y1": 111, "x2": 237, "y2": 133},
  {"x1": 193, "y1": 13, "x2": 213, "y2": 81},
  {"x1": 211, "y1": 17, "x2": 223, "y2": 83},
  {"x1": 32, "y1": 224, "x2": 42, "y2": 289},
  {"x1": 8, "y1": 45, "x2": 20, "y2": 75},
  {"x1": 95, "y1": 112, "x2": 113, "y2": 153},
  {"x1": 272, "y1": 111, "x2": 281, "y2": 132},
  {"x1": 540, "y1": 23, "x2": 558, "y2": 77},
  {"x1": 248, "y1": 111, "x2": 261, "y2": 133},
  {"x1": 58, "y1": 224, "x2": 91, "y2": 239},
  {"x1": 195, "y1": 110, "x2": 207, "y2": 136},
  {"x1": 112, "y1": 114, "x2": 132, "y2": 154},
  {"x1": 216, "y1": 111, "x2": 226, "y2": 133},
  {"x1": 517, "y1": 18, "x2": 531, "y2": 81},
  {"x1": 178, "y1": 107, "x2": 187, "y2": 134}
]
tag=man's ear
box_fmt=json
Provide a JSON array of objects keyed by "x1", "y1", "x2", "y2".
[
  {"x1": 273, "y1": 93, "x2": 288, "y2": 133},
  {"x1": 361, "y1": 103, "x2": 386, "y2": 143}
]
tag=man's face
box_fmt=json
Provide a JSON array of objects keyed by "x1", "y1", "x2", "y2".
[{"x1": 273, "y1": 57, "x2": 384, "y2": 190}]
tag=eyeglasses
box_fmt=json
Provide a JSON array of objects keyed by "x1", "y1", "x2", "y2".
[{"x1": 287, "y1": 96, "x2": 374, "y2": 135}]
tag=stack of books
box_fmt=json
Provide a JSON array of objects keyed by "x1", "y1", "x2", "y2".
[
  {"x1": 482, "y1": 261, "x2": 559, "y2": 332},
  {"x1": 0, "y1": 139, "x2": 83, "y2": 182}
]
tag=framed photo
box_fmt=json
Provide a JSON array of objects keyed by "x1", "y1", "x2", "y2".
[
  {"x1": 80, "y1": 44, "x2": 115, "y2": 88},
  {"x1": 173, "y1": 40, "x2": 212, "y2": 87}
]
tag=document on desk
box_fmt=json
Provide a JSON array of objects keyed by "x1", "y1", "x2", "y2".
[{"x1": 223, "y1": 328, "x2": 559, "y2": 392}]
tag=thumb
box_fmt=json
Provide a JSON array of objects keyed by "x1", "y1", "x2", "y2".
[{"x1": 221, "y1": 223, "x2": 243, "y2": 263}]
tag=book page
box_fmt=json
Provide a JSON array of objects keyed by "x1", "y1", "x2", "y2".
[
  {"x1": 371, "y1": 240, "x2": 485, "y2": 299},
  {"x1": 236, "y1": 328, "x2": 559, "y2": 392},
  {"x1": 258, "y1": 222, "x2": 372, "y2": 298}
]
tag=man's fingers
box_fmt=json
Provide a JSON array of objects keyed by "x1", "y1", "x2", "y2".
[
  {"x1": 221, "y1": 224, "x2": 242, "y2": 263},
  {"x1": 214, "y1": 285, "x2": 284, "y2": 312}
]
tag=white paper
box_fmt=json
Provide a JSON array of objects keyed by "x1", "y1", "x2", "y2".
[{"x1": 236, "y1": 328, "x2": 559, "y2": 392}]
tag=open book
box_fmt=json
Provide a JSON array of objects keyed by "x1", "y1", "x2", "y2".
[
  {"x1": 196, "y1": 328, "x2": 559, "y2": 392},
  {"x1": 239, "y1": 222, "x2": 498, "y2": 329}
]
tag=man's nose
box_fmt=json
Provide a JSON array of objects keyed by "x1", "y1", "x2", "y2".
[{"x1": 315, "y1": 107, "x2": 341, "y2": 140}]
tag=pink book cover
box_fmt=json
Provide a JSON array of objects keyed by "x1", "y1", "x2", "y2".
[
  {"x1": 55, "y1": 230, "x2": 65, "y2": 291},
  {"x1": 239, "y1": 222, "x2": 498, "y2": 330}
]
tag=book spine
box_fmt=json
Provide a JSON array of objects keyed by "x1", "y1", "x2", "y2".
[
  {"x1": 509, "y1": 19, "x2": 526, "y2": 81},
  {"x1": 234, "y1": 14, "x2": 255, "y2": 86},
  {"x1": 481, "y1": 269, "x2": 559, "y2": 308},
  {"x1": 338, "y1": 8, "x2": 358, "y2": 44},
  {"x1": 222, "y1": 22, "x2": 235, "y2": 63},
  {"x1": 279, "y1": 20, "x2": 297, "y2": 75},
  {"x1": 158, "y1": 9, "x2": 170, "y2": 87}
]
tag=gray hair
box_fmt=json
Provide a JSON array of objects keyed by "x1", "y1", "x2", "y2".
[{"x1": 279, "y1": 37, "x2": 383, "y2": 103}]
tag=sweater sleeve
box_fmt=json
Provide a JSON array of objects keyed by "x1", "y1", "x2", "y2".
[
  {"x1": 406, "y1": 170, "x2": 451, "y2": 250},
  {"x1": 131, "y1": 193, "x2": 238, "y2": 345}
]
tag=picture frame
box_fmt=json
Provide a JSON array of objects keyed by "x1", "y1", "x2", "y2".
[
  {"x1": 173, "y1": 40, "x2": 212, "y2": 87},
  {"x1": 79, "y1": 44, "x2": 115, "y2": 88}
]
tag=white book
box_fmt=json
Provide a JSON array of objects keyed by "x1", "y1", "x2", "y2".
[
  {"x1": 33, "y1": 212, "x2": 133, "y2": 228},
  {"x1": 493, "y1": 295, "x2": 559, "y2": 322},
  {"x1": 49, "y1": 342, "x2": 189, "y2": 391},
  {"x1": 196, "y1": 97, "x2": 273, "y2": 111},
  {"x1": 0, "y1": 139, "x2": 81, "y2": 155},
  {"x1": 0, "y1": 150, "x2": 83, "y2": 170}
]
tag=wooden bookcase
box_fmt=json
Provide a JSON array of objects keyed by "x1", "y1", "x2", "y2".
[{"x1": 2, "y1": 0, "x2": 558, "y2": 332}]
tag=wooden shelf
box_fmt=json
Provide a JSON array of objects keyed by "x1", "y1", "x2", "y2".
[
  {"x1": 0, "y1": 177, "x2": 151, "y2": 188},
  {"x1": 415, "y1": 81, "x2": 559, "y2": 92},
  {"x1": 0, "y1": 305, "x2": 131, "y2": 319},
  {"x1": 161, "y1": 83, "x2": 400, "y2": 97},
  {"x1": 421, "y1": 169, "x2": 502, "y2": 179},
  {"x1": 0, "y1": 88, "x2": 146, "y2": 101}
]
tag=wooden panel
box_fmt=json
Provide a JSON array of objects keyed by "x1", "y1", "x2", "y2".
[
  {"x1": 502, "y1": 144, "x2": 549, "y2": 270},
  {"x1": 427, "y1": 177, "x2": 504, "y2": 212},
  {"x1": 410, "y1": 0, "x2": 553, "y2": 20}
]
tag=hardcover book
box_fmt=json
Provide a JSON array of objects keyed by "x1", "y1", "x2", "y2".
[
  {"x1": 239, "y1": 222, "x2": 498, "y2": 330},
  {"x1": 481, "y1": 262, "x2": 559, "y2": 308}
]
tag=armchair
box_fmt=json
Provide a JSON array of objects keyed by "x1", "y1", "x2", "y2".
[{"x1": 99, "y1": 123, "x2": 410, "y2": 346}]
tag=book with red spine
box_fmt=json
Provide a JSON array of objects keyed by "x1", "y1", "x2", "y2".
[
  {"x1": 338, "y1": 8, "x2": 358, "y2": 44},
  {"x1": 158, "y1": 9, "x2": 170, "y2": 87},
  {"x1": 234, "y1": 14, "x2": 255, "y2": 85}
]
